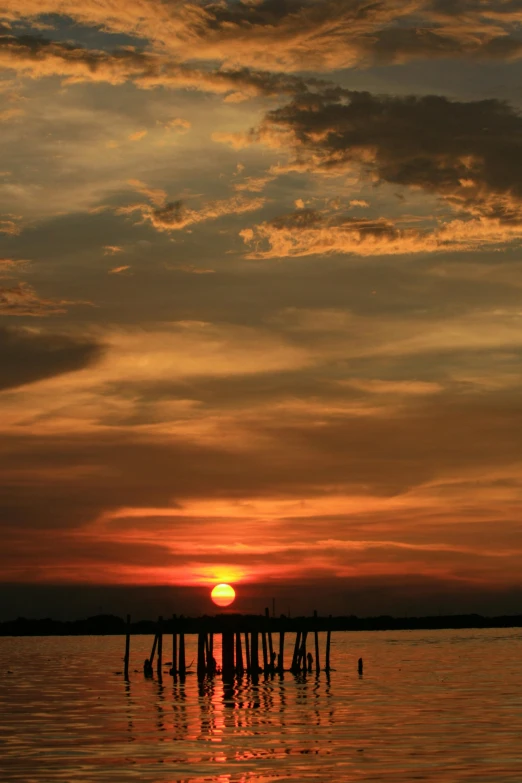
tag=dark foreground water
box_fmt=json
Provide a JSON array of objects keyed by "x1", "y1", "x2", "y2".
[{"x1": 1, "y1": 629, "x2": 521, "y2": 782}]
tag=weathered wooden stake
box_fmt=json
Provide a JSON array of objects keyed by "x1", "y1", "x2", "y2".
[
  {"x1": 244, "y1": 632, "x2": 251, "y2": 672},
  {"x1": 279, "y1": 630, "x2": 285, "y2": 673},
  {"x1": 325, "y1": 625, "x2": 331, "y2": 672},
  {"x1": 197, "y1": 633, "x2": 206, "y2": 680},
  {"x1": 208, "y1": 632, "x2": 214, "y2": 674},
  {"x1": 261, "y1": 631, "x2": 268, "y2": 673},
  {"x1": 314, "y1": 630, "x2": 320, "y2": 674},
  {"x1": 149, "y1": 633, "x2": 158, "y2": 664},
  {"x1": 300, "y1": 630, "x2": 308, "y2": 673},
  {"x1": 179, "y1": 632, "x2": 186, "y2": 679},
  {"x1": 358, "y1": 657, "x2": 363, "y2": 675},
  {"x1": 171, "y1": 615, "x2": 177, "y2": 678},
  {"x1": 157, "y1": 616, "x2": 163, "y2": 680},
  {"x1": 222, "y1": 631, "x2": 235, "y2": 682},
  {"x1": 291, "y1": 630, "x2": 301, "y2": 672},
  {"x1": 251, "y1": 631, "x2": 259, "y2": 684},
  {"x1": 124, "y1": 614, "x2": 130, "y2": 679},
  {"x1": 235, "y1": 632, "x2": 244, "y2": 676}
]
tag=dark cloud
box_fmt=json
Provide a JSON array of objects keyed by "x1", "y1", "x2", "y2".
[
  {"x1": 0, "y1": 325, "x2": 103, "y2": 390},
  {"x1": 262, "y1": 91, "x2": 522, "y2": 217}
]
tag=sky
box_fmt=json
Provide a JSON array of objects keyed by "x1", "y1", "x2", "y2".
[{"x1": 1, "y1": 1, "x2": 522, "y2": 620}]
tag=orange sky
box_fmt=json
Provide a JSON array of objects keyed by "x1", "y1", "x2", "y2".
[{"x1": 1, "y1": 1, "x2": 522, "y2": 618}]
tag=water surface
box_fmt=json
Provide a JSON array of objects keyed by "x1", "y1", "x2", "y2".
[{"x1": 1, "y1": 628, "x2": 521, "y2": 781}]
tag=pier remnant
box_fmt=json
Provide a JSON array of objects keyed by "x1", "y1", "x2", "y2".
[
  {"x1": 197, "y1": 633, "x2": 206, "y2": 680},
  {"x1": 222, "y1": 631, "x2": 235, "y2": 682},
  {"x1": 124, "y1": 614, "x2": 130, "y2": 679},
  {"x1": 156, "y1": 616, "x2": 163, "y2": 681},
  {"x1": 251, "y1": 631, "x2": 259, "y2": 684},
  {"x1": 179, "y1": 632, "x2": 186, "y2": 679}
]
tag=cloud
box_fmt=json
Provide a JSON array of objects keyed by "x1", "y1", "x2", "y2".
[
  {"x1": 5, "y1": 0, "x2": 522, "y2": 75},
  {"x1": 230, "y1": 89, "x2": 522, "y2": 256},
  {"x1": 233, "y1": 175, "x2": 275, "y2": 193},
  {"x1": 161, "y1": 117, "x2": 191, "y2": 133},
  {"x1": 0, "y1": 31, "x2": 319, "y2": 97},
  {"x1": 0, "y1": 282, "x2": 89, "y2": 316},
  {"x1": 241, "y1": 209, "x2": 522, "y2": 258},
  {"x1": 128, "y1": 129, "x2": 147, "y2": 141},
  {"x1": 0, "y1": 258, "x2": 28, "y2": 276},
  {"x1": 108, "y1": 265, "x2": 131, "y2": 274},
  {"x1": 118, "y1": 181, "x2": 265, "y2": 233},
  {"x1": 0, "y1": 325, "x2": 104, "y2": 390},
  {"x1": 103, "y1": 245, "x2": 123, "y2": 255},
  {"x1": 0, "y1": 217, "x2": 21, "y2": 235}
]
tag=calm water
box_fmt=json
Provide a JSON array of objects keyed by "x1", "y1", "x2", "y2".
[{"x1": 1, "y1": 629, "x2": 521, "y2": 782}]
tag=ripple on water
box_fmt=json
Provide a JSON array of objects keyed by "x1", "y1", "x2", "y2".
[{"x1": 0, "y1": 630, "x2": 521, "y2": 782}]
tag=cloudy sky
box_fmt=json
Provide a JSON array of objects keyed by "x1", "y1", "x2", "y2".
[{"x1": 1, "y1": 0, "x2": 522, "y2": 620}]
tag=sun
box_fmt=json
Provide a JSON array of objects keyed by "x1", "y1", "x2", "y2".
[{"x1": 211, "y1": 583, "x2": 236, "y2": 607}]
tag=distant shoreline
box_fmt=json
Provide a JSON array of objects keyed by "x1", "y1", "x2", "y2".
[{"x1": 1, "y1": 613, "x2": 521, "y2": 637}]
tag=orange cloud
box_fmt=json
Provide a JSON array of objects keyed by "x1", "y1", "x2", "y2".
[
  {"x1": 118, "y1": 180, "x2": 265, "y2": 233},
  {"x1": 0, "y1": 283, "x2": 89, "y2": 316}
]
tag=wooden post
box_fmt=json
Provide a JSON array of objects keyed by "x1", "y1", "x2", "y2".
[
  {"x1": 261, "y1": 631, "x2": 268, "y2": 673},
  {"x1": 251, "y1": 631, "x2": 259, "y2": 684},
  {"x1": 171, "y1": 616, "x2": 177, "y2": 678},
  {"x1": 157, "y1": 616, "x2": 163, "y2": 680},
  {"x1": 222, "y1": 631, "x2": 235, "y2": 682},
  {"x1": 244, "y1": 632, "x2": 251, "y2": 672},
  {"x1": 325, "y1": 626, "x2": 331, "y2": 672},
  {"x1": 358, "y1": 657, "x2": 363, "y2": 675},
  {"x1": 279, "y1": 630, "x2": 285, "y2": 673},
  {"x1": 149, "y1": 633, "x2": 158, "y2": 664},
  {"x1": 300, "y1": 630, "x2": 308, "y2": 673},
  {"x1": 124, "y1": 614, "x2": 130, "y2": 679},
  {"x1": 197, "y1": 633, "x2": 206, "y2": 680},
  {"x1": 314, "y1": 630, "x2": 320, "y2": 674},
  {"x1": 235, "y1": 632, "x2": 244, "y2": 676},
  {"x1": 179, "y1": 632, "x2": 186, "y2": 680},
  {"x1": 291, "y1": 630, "x2": 301, "y2": 672}
]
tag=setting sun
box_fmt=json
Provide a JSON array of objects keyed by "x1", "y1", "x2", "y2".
[{"x1": 211, "y1": 583, "x2": 236, "y2": 607}]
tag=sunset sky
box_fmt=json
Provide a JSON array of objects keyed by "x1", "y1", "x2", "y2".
[{"x1": 1, "y1": 1, "x2": 522, "y2": 620}]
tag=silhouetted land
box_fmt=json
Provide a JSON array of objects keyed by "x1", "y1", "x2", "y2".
[{"x1": 1, "y1": 613, "x2": 521, "y2": 636}]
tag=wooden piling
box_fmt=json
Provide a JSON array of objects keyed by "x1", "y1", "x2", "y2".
[
  {"x1": 197, "y1": 633, "x2": 206, "y2": 680},
  {"x1": 244, "y1": 632, "x2": 251, "y2": 672},
  {"x1": 179, "y1": 632, "x2": 186, "y2": 679},
  {"x1": 208, "y1": 632, "x2": 214, "y2": 674},
  {"x1": 171, "y1": 616, "x2": 177, "y2": 678},
  {"x1": 251, "y1": 631, "x2": 259, "y2": 684},
  {"x1": 261, "y1": 631, "x2": 268, "y2": 673},
  {"x1": 149, "y1": 633, "x2": 158, "y2": 664},
  {"x1": 157, "y1": 616, "x2": 163, "y2": 680},
  {"x1": 279, "y1": 630, "x2": 285, "y2": 673},
  {"x1": 235, "y1": 632, "x2": 244, "y2": 676},
  {"x1": 325, "y1": 625, "x2": 331, "y2": 672},
  {"x1": 300, "y1": 630, "x2": 308, "y2": 673},
  {"x1": 222, "y1": 631, "x2": 235, "y2": 682},
  {"x1": 314, "y1": 631, "x2": 320, "y2": 674},
  {"x1": 291, "y1": 631, "x2": 301, "y2": 672},
  {"x1": 124, "y1": 614, "x2": 130, "y2": 679},
  {"x1": 358, "y1": 657, "x2": 363, "y2": 675}
]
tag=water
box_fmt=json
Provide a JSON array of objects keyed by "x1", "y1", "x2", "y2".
[{"x1": 1, "y1": 628, "x2": 521, "y2": 782}]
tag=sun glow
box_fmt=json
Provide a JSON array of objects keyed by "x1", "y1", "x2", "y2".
[{"x1": 211, "y1": 583, "x2": 236, "y2": 607}]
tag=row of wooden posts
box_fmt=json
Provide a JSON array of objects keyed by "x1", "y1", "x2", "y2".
[{"x1": 123, "y1": 613, "x2": 332, "y2": 682}]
